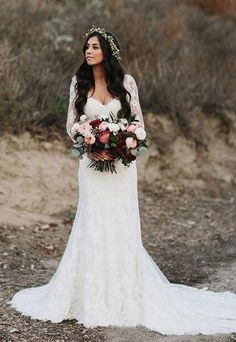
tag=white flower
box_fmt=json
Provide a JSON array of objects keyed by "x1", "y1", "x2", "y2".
[
  {"x1": 101, "y1": 113, "x2": 109, "y2": 120},
  {"x1": 126, "y1": 137, "x2": 137, "y2": 148},
  {"x1": 83, "y1": 130, "x2": 93, "y2": 137},
  {"x1": 80, "y1": 114, "x2": 87, "y2": 121},
  {"x1": 134, "y1": 127, "x2": 146, "y2": 140},
  {"x1": 120, "y1": 118, "x2": 128, "y2": 125},
  {"x1": 71, "y1": 122, "x2": 80, "y2": 136},
  {"x1": 118, "y1": 122, "x2": 126, "y2": 131},
  {"x1": 107, "y1": 123, "x2": 120, "y2": 133}
]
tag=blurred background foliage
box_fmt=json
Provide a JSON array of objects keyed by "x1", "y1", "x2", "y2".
[{"x1": 0, "y1": 0, "x2": 236, "y2": 144}]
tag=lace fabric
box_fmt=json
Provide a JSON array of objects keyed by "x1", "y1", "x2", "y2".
[
  {"x1": 66, "y1": 75, "x2": 77, "y2": 142},
  {"x1": 7, "y1": 76, "x2": 236, "y2": 336},
  {"x1": 124, "y1": 74, "x2": 145, "y2": 129},
  {"x1": 66, "y1": 74, "x2": 145, "y2": 142}
]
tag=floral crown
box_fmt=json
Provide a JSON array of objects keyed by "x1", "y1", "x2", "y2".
[{"x1": 82, "y1": 25, "x2": 122, "y2": 61}]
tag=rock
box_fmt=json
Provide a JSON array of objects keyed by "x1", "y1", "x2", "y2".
[{"x1": 9, "y1": 328, "x2": 20, "y2": 333}]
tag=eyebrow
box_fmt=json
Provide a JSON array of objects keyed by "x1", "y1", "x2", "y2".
[{"x1": 86, "y1": 43, "x2": 99, "y2": 46}]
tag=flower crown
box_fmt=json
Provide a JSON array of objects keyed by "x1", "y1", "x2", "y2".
[{"x1": 83, "y1": 25, "x2": 122, "y2": 61}]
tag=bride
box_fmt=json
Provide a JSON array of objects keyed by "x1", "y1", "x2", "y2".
[{"x1": 8, "y1": 25, "x2": 236, "y2": 336}]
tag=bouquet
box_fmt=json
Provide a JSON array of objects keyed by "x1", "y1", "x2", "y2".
[{"x1": 70, "y1": 110, "x2": 148, "y2": 173}]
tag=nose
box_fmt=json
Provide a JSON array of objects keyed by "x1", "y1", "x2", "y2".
[{"x1": 86, "y1": 47, "x2": 93, "y2": 56}]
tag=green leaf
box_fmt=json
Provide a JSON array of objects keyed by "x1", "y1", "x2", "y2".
[
  {"x1": 71, "y1": 147, "x2": 82, "y2": 157},
  {"x1": 137, "y1": 146, "x2": 147, "y2": 155},
  {"x1": 131, "y1": 149, "x2": 138, "y2": 156},
  {"x1": 73, "y1": 143, "x2": 83, "y2": 148},
  {"x1": 109, "y1": 134, "x2": 119, "y2": 142},
  {"x1": 76, "y1": 136, "x2": 84, "y2": 143}
]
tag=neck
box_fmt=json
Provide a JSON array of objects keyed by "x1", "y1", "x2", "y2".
[{"x1": 92, "y1": 64, "x2": 106, "y2": 84}]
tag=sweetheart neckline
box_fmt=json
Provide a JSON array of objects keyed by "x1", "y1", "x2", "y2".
[{"x1": 87, "y1": 96, "x2": 119, "y2": 107}]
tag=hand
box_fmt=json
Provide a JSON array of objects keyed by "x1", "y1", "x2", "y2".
[{"x1": 88, "y1": 150, "x2": 114, "y2": 161}]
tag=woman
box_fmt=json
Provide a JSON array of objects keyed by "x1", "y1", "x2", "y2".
[{"x1": 8, "y1": 25, "x2": 236, "y2": 336}]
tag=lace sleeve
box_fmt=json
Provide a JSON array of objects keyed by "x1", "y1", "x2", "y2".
[
  {"x1": 125, "y1": 74, "x2": 145, "y2": 129},
  {"x1": 66, "y1": 75, "x2": 77, "y2": 142}
]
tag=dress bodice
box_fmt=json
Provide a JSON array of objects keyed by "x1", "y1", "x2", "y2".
[
  {"x1": 66, "y1": 73, "x2": 145, "y2": 142},
  {"x1": 84, "y1": 96, "x2": 122, "y2": 120}
]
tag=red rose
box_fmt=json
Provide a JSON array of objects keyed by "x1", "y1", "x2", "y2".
[
  {"x1": 117, "y1": 133, "x2": 126, "y2": 146},
  {"x1": 90, "y1": 119, "x2": 102, "y2": 128},
  {"x1": 115, "y1": 145, "x2": 123, "y2": 154},
  {"x1": 115, "y1": 141, "x2": 126, "y2": 154},
  {"x1": 99, "y1": 130, "x2": 110, "y2": 144}
]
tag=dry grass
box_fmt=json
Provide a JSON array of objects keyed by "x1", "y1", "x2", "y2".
[
  {"x1": 185, "y1": 0, "x2": 236, "y2": 16},
  {"x1": 1, "y1": 0, "x2": 236, "y2": 146}
]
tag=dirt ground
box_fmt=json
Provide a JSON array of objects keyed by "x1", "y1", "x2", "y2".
[
  {"x1": 1, "y1": 182, "x2": 236, "y2": 341},
  {"x1": 0, "y1": 134, "x2": 236, "y2": 341}
]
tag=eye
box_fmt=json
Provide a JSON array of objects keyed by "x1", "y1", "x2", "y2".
[{"x1": 85, "y1": 45, "x2": 99, "y2": 49}]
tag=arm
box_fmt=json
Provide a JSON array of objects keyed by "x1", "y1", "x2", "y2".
[
  {"x1": 66, "y1": 75, "x2": 77, "y2": 142},
  {"x1": 125, "y1": 74, "x2": 145, "y2": 129}
]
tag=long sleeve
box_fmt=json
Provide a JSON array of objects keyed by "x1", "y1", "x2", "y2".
[
  {"x1": 124, "y1": 74, "x2": 145, "y2": 129},
  {"x1": 66, "y1": 75, "x2": 77, "y2": 142}
]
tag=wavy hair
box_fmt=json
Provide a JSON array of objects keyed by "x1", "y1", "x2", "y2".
[{"x1": 73, "y1": 30, "x2": 132, "y2": 121}]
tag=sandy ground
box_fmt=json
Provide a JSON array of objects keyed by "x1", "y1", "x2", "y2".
[
  {"x1": 1, "y1": 114, "x2": 236, "y2": 227},
  {"x1": 0, "y1": 133, "x2": 236, "y2": 341},
  {"x1": 0, "y1": 133, "x2": 78, "y2": 227}
]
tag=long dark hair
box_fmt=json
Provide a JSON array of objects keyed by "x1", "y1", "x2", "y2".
[{"x1": 73, "y1": 30, "x2": 132, "y2": 121}]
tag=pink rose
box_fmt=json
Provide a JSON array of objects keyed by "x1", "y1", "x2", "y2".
[
  {"x1": 125, "y1": 137, "x2": 137, "y2": 149},
  {"x1": 84, "y1": 134, "x2": 95, "y2": 144},
  {"x1": 99, "y1": 130, "x2": 110, "y2": 144},
  {"x1": 79, "y1": 122, "x2": 92, "y2": 136},
  {"x1": 99, "y1": 121, "x2": 109, "y2": 131},
  {"x1": 127, "y1": 124, "x2": 136, "y2": 133}
]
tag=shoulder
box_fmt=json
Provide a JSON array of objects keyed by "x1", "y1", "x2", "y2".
[
  {"x1": 124, "y1": 74, "x2": 137, "y2": 89},
  {"x1": 71, "y1": 75, "x2": 77, "y2": 84},
  {"x1": 124, "y1": 73, "x2": 135, "y2": 82},
  {"x1": 69, "y1": 75, "x2": 77, "y2": 93}
]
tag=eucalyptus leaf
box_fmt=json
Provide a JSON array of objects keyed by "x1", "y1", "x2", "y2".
[
  {"x1": 137, "y1": 146, "x2": 147, "y2": 155},
  {"x1": 76, "y1": 136, "x2": 84, "y2": 143},
  {"x1": 73, "y1": 143, "x2": 83, "y2": 148},
  {"x1": 71, "y1": 148, "x2": 82, "y2": 157},
  {"x1": 131, "y1": 149, "x2": 138, "y2": 156}
]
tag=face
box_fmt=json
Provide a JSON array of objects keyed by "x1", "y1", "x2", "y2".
[{"x1": 85, "y1": 36, "x2": 104, "y2": 65}]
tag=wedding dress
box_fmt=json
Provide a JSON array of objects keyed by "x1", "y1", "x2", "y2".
[{"x1": 8, "y1": 74, "x2": 236, "y2": 335}]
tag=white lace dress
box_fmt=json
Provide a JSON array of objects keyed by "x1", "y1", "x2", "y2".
[{"x1": 8, "y1": 74, "x2": 236, "y2": 335}]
